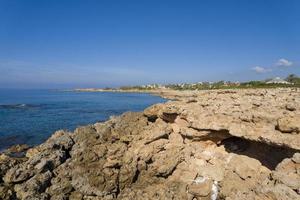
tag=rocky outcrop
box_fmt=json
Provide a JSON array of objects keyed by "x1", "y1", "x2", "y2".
[{"x1": 0, "y1": 88, "x2": 299, "y2": 199}]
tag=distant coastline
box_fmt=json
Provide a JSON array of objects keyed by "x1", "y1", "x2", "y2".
[
  {"x1": 73, "y1": 88, "x2": 154, "y2": 93},
  {"x1": 73, "y1": 74, "x2": 300, "y2": 93},
  {"x1": 72, "y1": 88, "x2": 178, "y2": 100}
]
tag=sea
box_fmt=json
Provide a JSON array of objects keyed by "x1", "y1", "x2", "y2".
[{"x1": 0, "y1": 89, "x2": 166, "y2": 151}]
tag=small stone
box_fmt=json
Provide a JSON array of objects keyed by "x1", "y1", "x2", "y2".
[
  {"x1": 292, "y1": 153, "x2": 300, "y2": 164},
  {"x1": 286, "y1": 104, "x2": 296, "y2": 111},
  {"x1": 188, "y1": 177, "x2": 212, "y2": 197}
]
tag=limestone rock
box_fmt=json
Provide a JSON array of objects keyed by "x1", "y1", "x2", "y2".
[
  {"x1": 0, "y1": 153, "x2": 26, "y2": 181},
  {"x1": 273, "y1": 155, "x2": 300, "y2": 190},
  {"x1": 227, "y1": 155, "x2": 263, "y2": 180},
  {"x1": 158, "y1": 103, "x2": 181, "y2": 123},
  {"x1": 187, "y1": 177, "x2": 212, "y2": 198},
  {"x1": 277, "y1": 115, "x2": 300, "y2": 133},
  {"x1": 0, "y1": 184, "x2": 14, "y2": 200},
  {"x1": 14, "y1": 171, "x2": 52, "y2": 199},
  {"x1": 292, "y1": 153, "x2": 300, "y2": 164},
  {"x1": 143, "y1": 103, "x2": 164, "y2": 121},
  {"x1": 143, "y1": 119, "x2": 172, "y2": 144},
  {"x1": 3, "y1": 144, "x2": 29, "y2": 157},
  {"x1": 1, "y1": 88, "x2": 300, "y2": 199}
]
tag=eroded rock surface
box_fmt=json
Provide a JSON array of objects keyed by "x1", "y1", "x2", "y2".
[{"x1": 1, "y1": 88, "x2": 300, "y2": 199}]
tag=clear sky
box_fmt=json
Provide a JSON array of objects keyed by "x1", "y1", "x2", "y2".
[{"x1": 0, "y1": 0, "x2": 299, "y2": 88}]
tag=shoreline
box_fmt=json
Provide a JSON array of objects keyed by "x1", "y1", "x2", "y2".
[
  {"x1": 73, "y1": 86, "x2": 300, "y2": 100},
  {"x1": 0, "y1": 90, "x2": 166, "y2": 152},
  {"x1": 1, "y1": 88, "x2": 300, "y2": 199}
]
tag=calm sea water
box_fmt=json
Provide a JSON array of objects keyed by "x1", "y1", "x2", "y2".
[{"x1": 0, "y1": 89, "x2": 166, "y2": 150}]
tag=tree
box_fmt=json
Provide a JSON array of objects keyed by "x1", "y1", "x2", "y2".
[{"x1": 285, "y1": 74, "x2": 300, "y2": 84}]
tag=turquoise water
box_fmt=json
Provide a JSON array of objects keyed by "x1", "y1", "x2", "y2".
[{"x1": 0, "y1": 89, "x2": 166, "y2": 150}]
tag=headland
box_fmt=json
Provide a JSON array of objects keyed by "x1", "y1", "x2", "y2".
[{"x1": 1, "y1": 88, "x2": 300, "y2": 199}]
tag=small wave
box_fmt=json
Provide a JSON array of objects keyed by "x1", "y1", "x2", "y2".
[{"x1": 0, "y1": 104, "x2": 39, "y2": 109}]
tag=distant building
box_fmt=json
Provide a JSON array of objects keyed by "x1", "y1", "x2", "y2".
[
  {"x1": 234, "y1": 81, "x2": 240, "y2": 86},
  {"x1": 266, "y1": 77, "x2": 292, "y2": 84}
]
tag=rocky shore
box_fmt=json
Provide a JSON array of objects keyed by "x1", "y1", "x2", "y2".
[{"x1": 1, "y1": 88, "x2": 300, "y2": 200}]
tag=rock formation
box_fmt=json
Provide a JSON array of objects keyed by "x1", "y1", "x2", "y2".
[{"x1": 1, "y1": 88, "x2": 300, "y2": 199}]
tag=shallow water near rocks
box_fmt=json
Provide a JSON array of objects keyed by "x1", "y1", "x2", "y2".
[{"x1": 0, "y1": 89, "x2": 166, "y2": 150}]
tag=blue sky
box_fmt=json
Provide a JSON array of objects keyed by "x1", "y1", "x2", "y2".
[{"x1": 0, "y1": 0, "x2": 299, "y2": 88}]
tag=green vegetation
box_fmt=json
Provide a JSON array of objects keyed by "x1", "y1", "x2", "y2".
[
  {"x1": 117, "y1": 74, "x2": 300, "y2": 91},
  {"x1": 285, "y1": 74, "x2": 300, "y2": 84}
]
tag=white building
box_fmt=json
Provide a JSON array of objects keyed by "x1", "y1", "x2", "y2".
[{"x1": 266, "y1": 77, "x2": 292, "y2": 84}]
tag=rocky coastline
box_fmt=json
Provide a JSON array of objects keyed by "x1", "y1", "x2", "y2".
[{"x1": 1, "y1": 88, "x2": 300, "y2": 200}]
